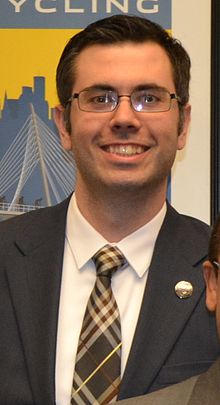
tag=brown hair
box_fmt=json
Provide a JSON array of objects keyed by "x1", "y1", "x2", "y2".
[{"x1": 56, "y1": 14, "x2": 191, "y2": 130}]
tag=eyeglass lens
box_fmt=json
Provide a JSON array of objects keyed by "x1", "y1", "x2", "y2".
[{"x1": 77, "y1": 87, "x2": 174, "y2": 112}]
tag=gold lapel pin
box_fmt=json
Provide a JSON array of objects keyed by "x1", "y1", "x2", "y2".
[{"x1": 175, "y1": 281, "x2": 193, "y2": 299}]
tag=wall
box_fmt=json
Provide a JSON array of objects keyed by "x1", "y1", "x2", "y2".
[{"x1": 171, "y1": 0, "x2": 211, "y2": 224}]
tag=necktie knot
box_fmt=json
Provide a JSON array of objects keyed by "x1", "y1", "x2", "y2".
[{"x1": 92, "y1": 244, "x2": 126, "y2": 278}]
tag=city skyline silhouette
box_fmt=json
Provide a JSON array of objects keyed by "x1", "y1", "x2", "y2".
[{"x1": 0, "y1": 76, "x2": 76, "y2": 219}]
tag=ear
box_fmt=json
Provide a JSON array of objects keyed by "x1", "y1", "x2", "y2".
[
  {"x1": 177, "y1": 103, "x2": 191, "y2": 150},
  {"x1": 53, "y1": 104, "x2": 72, "y2": 151},
  {"x1": 203, "y1": 260, "x2": 218, "y2": 312}
]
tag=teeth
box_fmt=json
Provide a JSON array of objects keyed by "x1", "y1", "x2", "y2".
[{"x1": 107, "y1": 145, "x2": 145, "y2": 156}]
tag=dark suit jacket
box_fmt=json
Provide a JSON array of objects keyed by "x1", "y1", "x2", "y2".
[
  {"x1": 114, "y1": 358, "x2": 220, "y2": 405},
  {"x1": 0, "y1": 198, "x2": 219, "y2": 404}
]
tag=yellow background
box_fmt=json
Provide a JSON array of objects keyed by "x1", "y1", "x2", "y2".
[
  {"x1": 0, "y1": 29, "x2": 81, "y2": 110},
  {"x1": 0, "y1": 28, "x2": 171, "y2": 112}
]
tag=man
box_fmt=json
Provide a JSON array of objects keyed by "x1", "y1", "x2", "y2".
[
  {"x1": 114, "y1": 215, "x2": 220, "y2": 405},
  {"x1": 0, "y1": 15, "x2": 219, "y2": 405}
]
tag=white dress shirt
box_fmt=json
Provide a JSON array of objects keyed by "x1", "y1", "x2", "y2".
[{"x1": 55, "y1": 194, "x2": 167, "y2": 404}]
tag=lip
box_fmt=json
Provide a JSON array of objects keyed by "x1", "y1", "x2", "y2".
[{"x1": 101, "y1": 143, "x2": 149, "y2": 158}]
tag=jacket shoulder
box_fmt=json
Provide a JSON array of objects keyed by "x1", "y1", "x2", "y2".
[
  {"x1": 158, "y1": 204, "x2": 211, "y2": 264},
  {"x1": 0, "y1": 197, "x2": 70, "y2": 250}
]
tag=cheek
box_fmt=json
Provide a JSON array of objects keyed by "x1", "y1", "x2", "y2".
[
  {"x1": 147, "y1": 118, "x2": 179, "y2": 147},
  {"x1": 70, "y1": 113, "x2": 107, "y2": 144},
  {"x1": 147, "y1": 110, "x2": 179, "y2": 132},
  {"x1": 69, "y1": 123, "x2": 93, "y2": 157}
]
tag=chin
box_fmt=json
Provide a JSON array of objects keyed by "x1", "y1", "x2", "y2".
[{"x1": 106, "y1": 180, "x2": 149, "y2": 192}]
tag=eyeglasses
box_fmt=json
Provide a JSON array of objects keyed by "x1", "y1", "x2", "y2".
[
  {"x1": 212, "y1": 261, "x2": 220, "y2": 269},
  {"x1": 67, "y1": 86, "x2": 181, "y2": 113}
]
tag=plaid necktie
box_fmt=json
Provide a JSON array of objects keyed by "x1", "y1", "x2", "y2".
[{"x1": 71, "y1": 244, "x2": 126, "y2": 404}]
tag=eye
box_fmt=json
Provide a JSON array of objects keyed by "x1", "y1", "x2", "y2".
[
  {"x1": 145, "y1": 94, "x2": 157, "y2": 103},
  {"x1": 87, "y1": 91, "x2": 116, "y2": 105},
  {"x1": 93, "y1": 95, "x2": 109, "y2": 104},
  {"x1": 140, "y1": 92, "x2": 159, "y2": 104}
]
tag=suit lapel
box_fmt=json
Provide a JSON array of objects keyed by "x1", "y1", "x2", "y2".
[
  {"x1": 119, "y1": 204, "x2": 209, "y2": 399},
  {"x1": 5, "y1": 198, "x2": 70, "y2": 404}
]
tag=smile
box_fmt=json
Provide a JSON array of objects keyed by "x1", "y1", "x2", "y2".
[{"x1": 104, "y1": 144, "x2": 147, "y2": 156}]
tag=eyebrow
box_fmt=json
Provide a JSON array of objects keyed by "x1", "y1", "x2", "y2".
[
  {"x1": 82, "y1": 83, "x2": 169, "y2": 93},
  {"x1": 135, "y1": 84, "x2": 169, "y2": 92},
  {"x1": 83, "y1": 84, "x2": 115, "y2": 92}
]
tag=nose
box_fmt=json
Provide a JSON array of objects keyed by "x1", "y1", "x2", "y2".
[{"x1": 109, "y1": 96, "x2": 141, "y2": 133}]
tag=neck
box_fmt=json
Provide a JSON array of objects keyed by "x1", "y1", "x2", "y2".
[{"x1": 74, "y1": 184, "x2": 167, "y2": 242}]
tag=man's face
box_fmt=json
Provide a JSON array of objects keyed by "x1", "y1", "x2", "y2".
[
  {"x1": 204, "y1": 260, "x2": 220, "y2": 339},
  {"x1": 55, "y1": 42, "x2": 190, "y2": 199}
]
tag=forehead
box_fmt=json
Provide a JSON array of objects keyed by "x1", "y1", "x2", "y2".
[{"x1": 73, "y1": 42, "x2": 174, "y2": 92}]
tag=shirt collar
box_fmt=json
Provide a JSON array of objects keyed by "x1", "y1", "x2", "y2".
[{"x1": 66, "y1": 194, "x2": 167, "y2": 278}]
